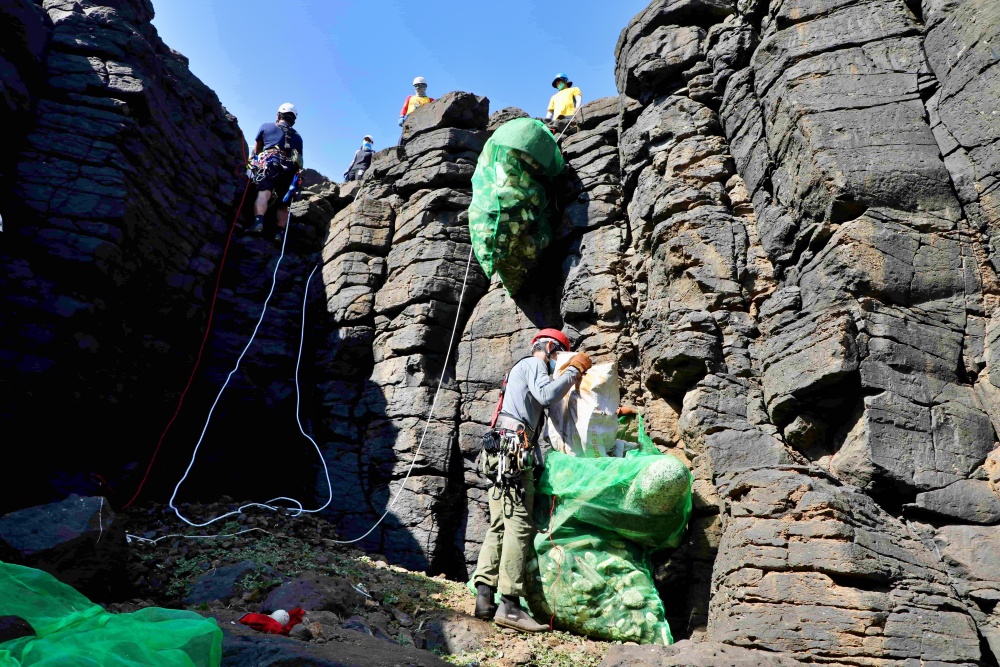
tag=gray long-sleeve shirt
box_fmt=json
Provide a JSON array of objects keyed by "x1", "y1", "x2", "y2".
[{"x1": 499, "y1": 356, "x2": 579, "y2": 435}]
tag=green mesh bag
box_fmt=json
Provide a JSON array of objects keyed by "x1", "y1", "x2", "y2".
[
  {"x1": 526, "y1": 416, "x2": 692, "y2": 644},
  {"x1": 469, "y1": 118, "x2": 565, "y2": 295},
  {"x1": 0, "y1": 561, "x2": 222, "y2": 667}
]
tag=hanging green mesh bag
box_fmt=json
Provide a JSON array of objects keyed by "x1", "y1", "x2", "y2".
[
  {"x1": 0, "y1": 561, "x2": 222, "y2": 667},
  {"x1": 469, "y1": 118, "x2": 565, "y2": 295},
  {"x1": 525, "y1": 416, "x2": 692, "y2": 645}
]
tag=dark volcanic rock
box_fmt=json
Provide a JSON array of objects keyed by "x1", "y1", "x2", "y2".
[
  {"x1": 0, "y1": 0, "x2": 246, "y2": 512},
  {"x1": 401, "y1": 91, "x2": 489, "y2": 141},
  {"x1": 600, "y1": 639, "x2": 806, "y2": 667},
  {"x1": 420, "y1": 610, "x2": 491, "y2": 655},
  {"x1": 913, "y1": 480, "x2": 1000, "y2": 524},
  {"x1": 221, "y1": 622, "x2": 451, "y2": 667},
  {"x1": 487, "y1": 106, "x2": 530, "y2": 132},
  {"x1": 0, "y1": 495, "x2": 127, "y2": 601},
  {"x1": 260, "y1": 571, "x2": 366, "y2": 617},
  {"x1": 185, "y1": 560, "x2": 278, "y2": 606}
]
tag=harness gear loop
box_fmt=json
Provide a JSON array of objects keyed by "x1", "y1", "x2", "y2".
[
  {"x1": 484, "y1": 421, "x2": 535, "y2": 506},
  {"x1": 248, "y1": 123, "x2": 303, "y2": 186}
]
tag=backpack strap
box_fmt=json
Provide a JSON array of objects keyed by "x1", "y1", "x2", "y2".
[
  {"x1": 277, "y1": 123, "x2": 295, "y2": 152},
  {"x1": 489, "y1": 356, "x2": 533, "y2": 429},
  {"x1": 488, "y1": 373, "x2": 509, "y2": 429}
]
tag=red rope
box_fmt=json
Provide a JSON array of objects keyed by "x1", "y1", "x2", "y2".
[
  {"x1": 547, "y1": 494, "x2": 563, "y2": 631},
  {"x1": 122, "y1": 168, "x2": 252, "y2": 509}
]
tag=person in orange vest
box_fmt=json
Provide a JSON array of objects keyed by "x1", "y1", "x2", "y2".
[
  {"x1": 398, "y1": 76, "x2": 434, "y2": 145},
  {"x1": 398, "y1": 76, "x2": 434, "y2": 127}
]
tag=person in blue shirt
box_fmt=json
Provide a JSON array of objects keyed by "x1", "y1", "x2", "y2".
[{"x1": 248, "y1": 102, "x2": 304, "y2": 243}]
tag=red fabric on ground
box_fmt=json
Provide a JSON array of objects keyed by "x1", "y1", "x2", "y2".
[{"x1": 238, "y1": 607, "x2": 306, "y2": 635}]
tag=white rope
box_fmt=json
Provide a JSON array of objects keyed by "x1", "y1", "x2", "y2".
[
  {"x1": 168, "y1": 211, "x2": 333, "y2": 527},
  {"x1": 555, "y1": 98, "x2": 584, "y2": 143},
  {"x1": 127, "y1": 527, "x2": 276, "y2": 545},
  {"x1": 144, "y1": 201, "x2": 477, "y2": 549}
]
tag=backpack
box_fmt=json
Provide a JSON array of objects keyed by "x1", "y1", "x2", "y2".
[{"x1": 277, "y1": 124, "x2": 303, "y2": 170}]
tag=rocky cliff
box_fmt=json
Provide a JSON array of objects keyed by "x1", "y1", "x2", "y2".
[
  {"x1": 0, "y1": 0, "x2": 246, "y2": 506},
  {"x1": 1, "y1": 0, "x2": 999, "y2": 663}
]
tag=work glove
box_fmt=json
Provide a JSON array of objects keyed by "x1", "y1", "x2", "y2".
[
  {"x1": 562, "y1": 352, "x2": 592, "y2": 375},
  {"x1": 398, "y1": 116, "x2": 405, "y2": 126}
]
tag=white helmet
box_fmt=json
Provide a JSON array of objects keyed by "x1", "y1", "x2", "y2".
[
  {"x1": 277, "y1": 102, "x2": 298, "y2": 118},
  {"x1": 412, "y1": 76, "x2": 427, "y2": 86}
]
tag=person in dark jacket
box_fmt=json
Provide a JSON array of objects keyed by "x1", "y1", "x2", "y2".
[{"x1": 343, "y1": 135, "x2": 374, "y2": 181}]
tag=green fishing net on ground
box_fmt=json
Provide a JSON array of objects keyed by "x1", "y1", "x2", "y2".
[
  {"x1": 468, "y1": 118, "x2": 565, "y2": 295},
  {"x1": 525, "y1": 416, "x2": 692, "y2": 645},
  {"x1": 0, "y1": 561, "x2": 222, "y2": 667}
]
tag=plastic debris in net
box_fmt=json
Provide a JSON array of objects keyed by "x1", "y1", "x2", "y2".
[
  {"x1": 526, "y1": 416, "x2": 692, "y2": 644},
  {"x1": 545, "y1": 352, "x2": 619, "y2": 457},
  {"x1": 0, "y1": 561, "x2": 222, "y2": 667},
  {"x1": 468, "y1": 118, "x2": 565, "y2": 295}
]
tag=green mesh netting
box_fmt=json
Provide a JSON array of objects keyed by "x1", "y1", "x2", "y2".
[
  {"x1": 0, "y1": 561, "x2": 222, "y2": 667},
  {"x1": 469, "y1": 118, "x2": 565, "y2": 295},
  {"x1": 525, "y1": 416, "x2": 692, "y2": 644}
]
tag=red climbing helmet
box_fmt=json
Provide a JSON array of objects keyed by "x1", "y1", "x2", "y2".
[{"x1": 531, "y1": 328, "x2": 571, "y2": 352}]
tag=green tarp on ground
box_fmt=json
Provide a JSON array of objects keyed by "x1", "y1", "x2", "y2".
[
  {"x1": 468, "y1": 118, "x2": 565, "y2": 295},
  {"x1": 0, "y1": 561, "x2": 221, "y2": 667},
  {"x1": 525, "y1": 416, "x2": 692, "y2": 644}
]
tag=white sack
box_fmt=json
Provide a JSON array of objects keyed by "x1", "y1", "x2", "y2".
[{"x1": 545, "y1": 352, "x2": 619, "y2": 457}]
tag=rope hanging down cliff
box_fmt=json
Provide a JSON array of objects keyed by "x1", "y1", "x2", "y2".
[
  {"x1": 128, "y1": 201, "x2": 479, "y2": 546},
  {"x1": 122, "y1": 152, "x2": 255, "y2": 510}
]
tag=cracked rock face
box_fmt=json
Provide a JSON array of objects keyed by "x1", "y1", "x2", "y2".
[{"x1": 1, "y1": 0, "x2": 999, "y2": 663}]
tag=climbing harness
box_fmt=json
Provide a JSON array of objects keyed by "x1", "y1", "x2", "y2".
[
  {"x1": 247, "y1": 148, "x2": 282, "y2": 185},
  {"x1": 247, "y1": 123, "x2": 302, "y2": 186},
  {"x1": 490, "y1": 425, "x2": 535, "y2": 507},
  {"x1": 479, "y1": 359, "x2": 545, "y2": 508}
]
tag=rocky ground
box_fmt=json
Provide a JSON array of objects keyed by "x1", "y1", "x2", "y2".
[{"x1": 113, "y1": 498, "x2": 611, "y2": 667}]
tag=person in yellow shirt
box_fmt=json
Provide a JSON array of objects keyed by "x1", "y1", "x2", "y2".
[{"x1": 545, "y1": 73, "x2": 581, "y2": 135}]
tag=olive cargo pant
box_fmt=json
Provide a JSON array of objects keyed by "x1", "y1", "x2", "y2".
[{"x1": 472, "y1": 453, "x2": 536, "y2": 597}]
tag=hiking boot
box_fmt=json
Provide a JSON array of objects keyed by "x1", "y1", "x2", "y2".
[
  {"x1": 493, "y1": 595, "x2": 549, "y2": 633},
  {"x1": 272, "y1": 229, "x2": 285, "y2": 245},
  {"x1": 248, "y1": 219, "x2": 264, "y2": 234},
  {"x1": 474, "y1": 584, "x2": 497, "y2": 620}
]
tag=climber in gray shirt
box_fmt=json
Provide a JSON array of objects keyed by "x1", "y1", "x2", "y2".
[
  {"x1": 472, "y1": 328, "x2": 592, "y2": 633},
  {"x1": 499, "y1": 355, "x2": 578, "y2": 438}
]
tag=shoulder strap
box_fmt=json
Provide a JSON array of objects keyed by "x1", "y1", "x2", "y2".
[
  {"x1": 489, "y1": 356, "x2": 532, "y2": 428},
  {"x1": 278, "y1": 123, "x2": 296, "y2": 152}
]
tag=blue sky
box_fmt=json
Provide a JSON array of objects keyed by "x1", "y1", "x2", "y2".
[{"x1": 151, "y1": 0, "x2": 649, "y2": 180}]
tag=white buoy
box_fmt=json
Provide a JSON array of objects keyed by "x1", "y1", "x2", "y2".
[{"x1": 269, "y1": 609, "x2": 290, "y2": 626}]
